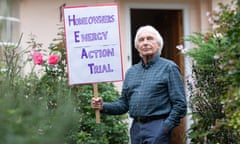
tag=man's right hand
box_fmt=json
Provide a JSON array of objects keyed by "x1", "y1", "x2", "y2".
[{"x1": 91, "y1": 97, "x2": 103, "y2": 110}]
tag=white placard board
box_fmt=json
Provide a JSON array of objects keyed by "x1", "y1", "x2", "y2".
[{"x1": 63, "y1": 4, "x2": 123, "y2": 85}]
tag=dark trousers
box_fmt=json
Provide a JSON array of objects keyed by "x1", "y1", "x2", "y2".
[{"x1": 130, "y1": 119, "x2": 171, "y2": 144}]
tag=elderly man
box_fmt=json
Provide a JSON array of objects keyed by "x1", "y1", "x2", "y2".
[{"x1": 91, "y1": 25, "x2": 187, "y2": 144}]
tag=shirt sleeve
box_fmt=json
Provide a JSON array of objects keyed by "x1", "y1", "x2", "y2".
[
  {"x1": 163, "y1": 64, "x2": 187, "y2": 131},
  {"x1": 101, "y1": 72, "x2": 130, "y2": 115},
  {"x1": 101, "y1": 95, "x2": 129, "y2": 115}
]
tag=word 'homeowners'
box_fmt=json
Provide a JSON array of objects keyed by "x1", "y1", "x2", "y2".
[{"x1": 68, "y1": 14, "x2": 115, "y2": 26}]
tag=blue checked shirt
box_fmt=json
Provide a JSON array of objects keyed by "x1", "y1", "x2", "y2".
[{"x1": 102, "y1": 55, "x2": 187, "y2": 130}]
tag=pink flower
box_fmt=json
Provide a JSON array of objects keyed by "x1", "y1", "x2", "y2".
[
  {"x1": 32, "y1": 52, "x2": 44, "y2": 65},
  {"x1": 48, "y1": 54, "x2": 60, "y2": 65}
]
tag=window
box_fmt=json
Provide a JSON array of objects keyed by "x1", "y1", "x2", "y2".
[
  {"x1": 0, "y1": 0, "x2": 20, "y2": 44},
  {"x1": 0, "y1": 0, "x2": 20, "y2": 73}
]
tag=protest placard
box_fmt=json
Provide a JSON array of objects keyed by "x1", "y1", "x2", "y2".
[
  {"x1": 63, "y1": 4, "x2": 123, "y2": 123},
  {"x1": 63, "y1": 4, "x2": 123, "y2": 85}
]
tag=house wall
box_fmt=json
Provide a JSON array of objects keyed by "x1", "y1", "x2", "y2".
[{"x1": 19, "y1": 0, "x2": 217, "y2": 73}]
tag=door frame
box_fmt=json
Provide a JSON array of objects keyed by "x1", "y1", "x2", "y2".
[{"x1": 124, "y1": 2, "x2": 191, "y2": 144}]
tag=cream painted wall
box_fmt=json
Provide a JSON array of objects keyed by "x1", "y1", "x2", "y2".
[
  {"x1": 212, "y1": 0, "x2": 232, "y2": 6},
  {"x1": 20, "y1": 0, "x2": 60, "y2": 49},
  {"x1": 19, "y1": 0, "x2": 231, "y2": 71},
  {"x1": 18, "y1": 0, "x2": 232, "y2": 91},
  {"x1": 19, "y1": 0, "x2": 116, "y2": 74},
  {"x1": 18, "y1": 0, "x2": 230, "y2": 75},
  {"x1": 18, "y1": 0, "x2": 225, "y2": 89},
  {"x1": 19, "y1": 0, "x2": 115, "y2": 51}
]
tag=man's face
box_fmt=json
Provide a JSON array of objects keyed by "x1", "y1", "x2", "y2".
[{"x1": 136, "y1": 31, "x2": 160, "y2": 57}]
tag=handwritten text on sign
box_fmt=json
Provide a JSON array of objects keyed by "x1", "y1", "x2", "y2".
[{"x1": 63, "y1": 4, "x2": 123, "y2": 85}]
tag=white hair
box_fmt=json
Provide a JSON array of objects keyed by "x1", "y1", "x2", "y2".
[{"x1": 134, "y1": 25, "x2": 164, "y2": 55}]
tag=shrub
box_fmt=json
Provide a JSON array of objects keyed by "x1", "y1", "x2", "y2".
[
  {"x1": 0, "y1": 25, "x2": 129, "y2": 144},
  {"x1": 184, "y1": 0, "x2": 240, "y2": 143}
]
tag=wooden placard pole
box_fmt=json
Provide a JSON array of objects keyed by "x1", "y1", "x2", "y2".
[{"x1": 93, "y1": 83, "x2": 100, "y2": 123}]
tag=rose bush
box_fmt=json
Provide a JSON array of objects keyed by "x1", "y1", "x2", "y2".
[
  {"x1": 30, "y1": 50, "x2": 60, "y2": 66},
  {"x1": 29, "y1": 26, "x2": 130, "y2": 143},
  {"x1": 0, "y1": 26, "x2": 129, "y2": 143}
]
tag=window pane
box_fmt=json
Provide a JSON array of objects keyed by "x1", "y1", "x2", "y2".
[{"x1": 0, "y1": 0, "x2": 20, "y2": 42}]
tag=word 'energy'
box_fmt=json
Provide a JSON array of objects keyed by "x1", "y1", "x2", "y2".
[{"x1": 74, "y1": 31, "x2": 108, "y2": 43}]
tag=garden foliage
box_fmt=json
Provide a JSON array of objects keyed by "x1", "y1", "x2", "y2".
[
  {"x1": 0, "y1": 25, "x2": 129, "y2": 144},
  {"x1": 185, "y1": 0, "x2": 240, "y2": 143}
]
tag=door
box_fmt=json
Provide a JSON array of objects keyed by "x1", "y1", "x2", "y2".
[{"x1": 130, "y1": 9, "x2": 185, "y2": 144}]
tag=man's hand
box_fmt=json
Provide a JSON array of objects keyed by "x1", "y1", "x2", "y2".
[{"x1": 91, "y1": 97, "x2": 103, "y2": 110}]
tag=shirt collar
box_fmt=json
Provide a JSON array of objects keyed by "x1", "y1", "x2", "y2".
[{"x1": 141, "y1": 55, "x2": 160, "y2": 69}]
